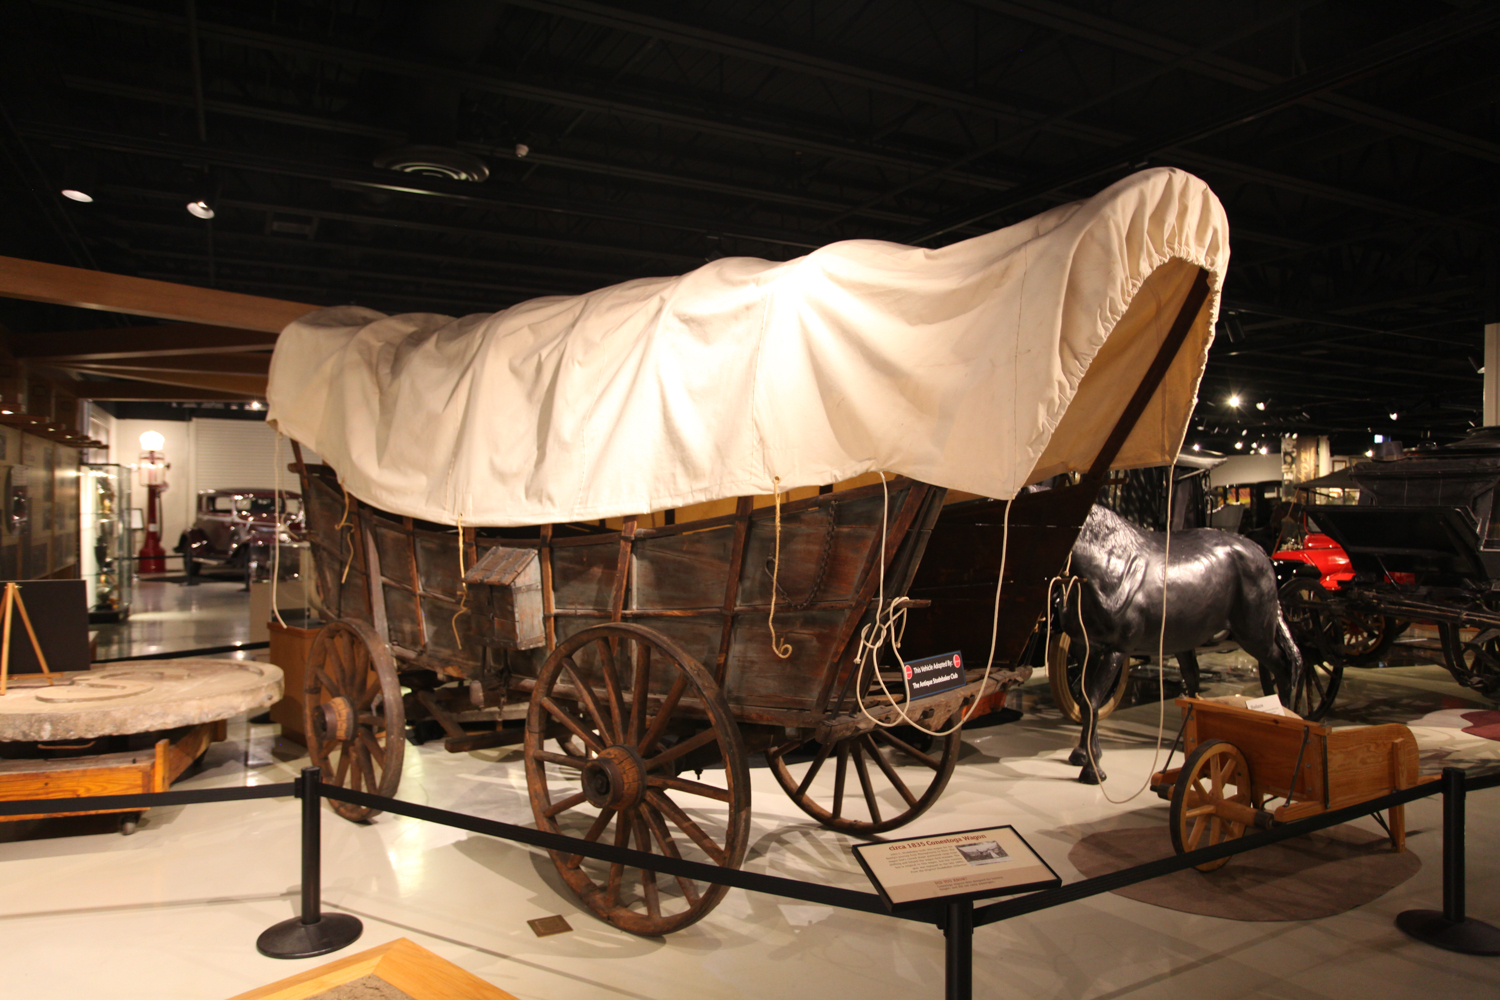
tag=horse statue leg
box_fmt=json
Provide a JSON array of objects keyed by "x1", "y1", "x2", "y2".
[
  {"x1": 1068, "y1": 648, "x2": 1126, "y2": 784},
  {"x1": 1176, "y1": 649, "x2": 1201, "y2": 696}
]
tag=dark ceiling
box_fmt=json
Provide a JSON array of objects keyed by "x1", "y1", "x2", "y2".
[{"x1": 2, "y1": 0, "x2": 1497, "y2": 455}]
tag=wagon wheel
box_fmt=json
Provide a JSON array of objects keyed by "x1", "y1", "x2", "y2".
[
  {"x1": 767, "y1": 710, "x2": 962, "y2": 835},
  {"x1": 1338, "y1": 609, "x2": 1398, "y2": 666},
  {"x1": 1437, "y1": 623, "x2": 1500, "y2": 699},
  {"x1": 1274, "y1": 578, "x2": 1344, "y2": 720},
  {"x1": 1169, "y1": 739, "x2": 1259, "y2": 872},
  {"x1": 524, "y1": 623, "x2": 750, "y2": 936},
  {"x1": 303, "y1": 618, "x2": 406, "y2": 822},
  {"x1": 1046, "y1": 633, "x2": 1132, "y2": 724}
]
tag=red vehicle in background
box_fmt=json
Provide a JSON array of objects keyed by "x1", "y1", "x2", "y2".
[{"x1": 1272, "y1": 531, "x2": 1354, "y2": 591}]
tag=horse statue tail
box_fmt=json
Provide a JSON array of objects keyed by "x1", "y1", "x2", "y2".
[{"x1": 1274, "y1": 605, "x2": 1304, "y2": 698}]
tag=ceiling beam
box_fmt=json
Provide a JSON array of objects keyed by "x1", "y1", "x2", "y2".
[
  {"x1": 964, "y1": 0, "x2": 1500, "y2": 165},
  {"x1": 66, "y1": 379, "x2": 259, "y2": 401},
  {"x1": 0, "y1": 256, "x2": 317, "y2": 331},
  {"x1": 57, "y1": 353, "x2": 270, "y2": 376},
  {"x1": 39, "y1": 0, "x2": 1477, "y2": 244},
  {"x1": 905, "y1": 3, "x2": 1500, "y2": 242},
  {"x1": 6, "y1": 323, "x2": 280, "y2": 360}
]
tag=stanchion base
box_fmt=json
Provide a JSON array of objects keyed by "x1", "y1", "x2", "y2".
[
  {"x1": 1396, "y1": 909, "x2": 1500, "y2": 956},
  {"x1": 257, "y1": 912, "x2": 364, "y2": 959}
]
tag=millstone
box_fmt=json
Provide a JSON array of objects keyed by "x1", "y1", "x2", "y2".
[{"x1": 0, "y1": 659, "x2": 284, "y2": 741}]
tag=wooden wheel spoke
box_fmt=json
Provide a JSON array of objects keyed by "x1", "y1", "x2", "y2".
[
  {"x1": 347, "y1": 744, "x2": 364, "y2": 793},
  {"x1": 566, "y1": 808, "x2": 616, "y2": 869},
  {"x1": 851, "y1": 741, "x2": 882, "y2": 824},
  {"x1": 792, "y1": 740, "x2": 834, "y2": 800},
  {"x1": 604, "y1": 809, "x2": 630, "y2": 909},
  {"x1": 871, "y1": 729, "x2": 941, "y2": 770},
  {"x1": 646, "y1": 790, "x2": 727, "y2": 866},
  {"x1": 544, "y1": 791, "x2": 589, "y2": 819},
  {"x1": 561, "y1": 658, "x2": 614, "y2": 744},
  {"x1": 643, "y1": 804, "x2": 702, "y2": 906},
  {"x1": 533, "y1": 749, "x2": 591, "y2": 770},
  {"x1": 356, "y1": 678, "x2": 381, "y2": 710},
  {"x1": 831, "y1": 742, "x2": 850, "y2": 822},
  {"x1": 861, "y1": 735, "x2": 918, "y2": 807},
  {"x1": 332, "y1": 744, "x2": 351, "y2": 788},
  {"x1": 639, "y1": 674, "x2": 688, "y2": 757},
  {"x1": 646, "y1": 774, "x2": 732, "y2": 802},
  {"x1": 1185, "y1": 804, "x2": 1217, "y2": 818},
  {"x1": 356, "y1": 741, "x2": 380, "y2": 793},
  {"x1": 594, "y1": 638, "x2": 628, "y2": 746},
  {"x1": 310, "y1": 664, "x2": 341, "y2": 696},
  {"x1": 634, "y1": 813, "x2": 661, "y2": 920},
  {"x1": 358, "y1": 730, "x2": 385, "y2": 775},
  {"x1": 628, "y1": 643, "x2": 652, "y2": 746},
  {"x1": 540, "y1": 697, "x2": 607, "y2": 755},
  {"x1": 1188, "y1": 813, "x2": 1207, "y2": 850},
  {"x1": 644, "y1": 727, "x2": 719, "y2": 772}
]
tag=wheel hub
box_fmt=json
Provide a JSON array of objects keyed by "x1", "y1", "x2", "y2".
[
  {"x1": 580, "y1": 744, "x2": 646, "y2": 810},
  {"x1": 316, "y1": 696, "x2": 357, "y2": 742}
]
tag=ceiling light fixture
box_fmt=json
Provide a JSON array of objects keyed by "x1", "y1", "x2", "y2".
[
  {"x1": 373, "y1": 145, "x2": 490, "y2": 183},
  {"x1": 1255, "y1": 401, "x2": 1265, "y2": 411},
  {"x1": 1390, "y1": 412, "x2": 1398, "y2": 420},
  {"x1": 1227, "y1": 394, "x2": 1241, "y2": 407},
  {"x1": 1191, "y1": 442, "x2": 1201, "y2": 452},
  {"x1": 1234, "y1": 441, "x2": 1244, "y2": 450},
  {"x1": 186, "y1": 198, "x2": 215, "y2": 219}
]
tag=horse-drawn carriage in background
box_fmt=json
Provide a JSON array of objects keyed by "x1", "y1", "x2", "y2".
[
  {"x1": 267, "y1": 168, "x2": 1230, "y2": 934},
  {"x1": 1275, "y1": 427, "x2": 1500, "y2": 718}
]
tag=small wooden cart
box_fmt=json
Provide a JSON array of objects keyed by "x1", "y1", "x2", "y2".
[{"x1": 1150, "y1": 697, "x2": 1438, "y2": 871}]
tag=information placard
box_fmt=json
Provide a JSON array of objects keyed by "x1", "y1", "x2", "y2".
[
  {"x1": 901, "y1": 649, "x2": 966, "y2": 700},
  {"x1": 853, "y1": 825, "x2": 1059, "y2": 911}
]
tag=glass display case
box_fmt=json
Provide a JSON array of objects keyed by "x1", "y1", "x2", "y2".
[{"x1": 80, "y1": 463, "x2": 133, "y2": 623}]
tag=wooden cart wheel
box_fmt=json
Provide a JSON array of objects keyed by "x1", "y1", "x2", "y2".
[
  {"x1": 525, "y1": 623, "x2": 750, "y2": 936},
  {"x1": 767, "y1": 712, "x2": 962, "y2": 835},
  {"x1": 1437, "y1": 623, "x2": 1500, "y2": 699},
  {"x1": 1275, "y1": 578, "x2": 1344, "y2": 720},
  {"x1": 1338, "y1": 609, "x2": 1398, "y2": 666},
  {"x1": 1169, "y1": 739, "x2": 1258, "y2": 872},
  {"x1": 1046, "y1": 633, "x2": 1132, "y2": 724},
  {"x1": 303, "y1": 618, "x2": 406, "y2": 822}
]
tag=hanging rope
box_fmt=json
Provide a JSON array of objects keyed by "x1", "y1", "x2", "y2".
[
  {"x1": 335, "y1": 482, "x2": 356, "y2": 584},
  {"x1": 767, "y1": 477, "x2": 793, "y2": 659},
  {"x1": 451, "y1": 515, "x2": 469, "y2": 650},
  {"x1": 853, "y1": 473, "x2": 1012, "y2": 738},
  {"x1": 270, "y1": 432, "x2": 287, "y2": 628}
]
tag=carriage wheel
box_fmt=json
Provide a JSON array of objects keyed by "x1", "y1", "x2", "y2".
[
  {"x1": 1339, "y1": 610, "x2": 1398, "y2": 666},
  {"x1": 1046, "y1": 633, "x2": 1132, "y2": 724},
  {"x1": 303, "y1": 618, "x2": 406, "y2": 822},
  {"x1": 1169, "y1": 739, "x2": 1258, "y2": 872},
  {"x1": 1275, "y1": 578, "x2": 1344, "y2": 720},
  {"x1": 524, "y1": 623, "x2": 750, "y2": 936},
  {"x1": 1437, "y1": 623, "x2": 1500, "y2": 698},
  {"x1": 767, "y1": 711, "x2": 962, "y2": 835}
]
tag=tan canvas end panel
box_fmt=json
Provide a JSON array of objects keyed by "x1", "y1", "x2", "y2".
[{"x1": 1026, "y1": 258, "x2": 1213, "y2": 483}]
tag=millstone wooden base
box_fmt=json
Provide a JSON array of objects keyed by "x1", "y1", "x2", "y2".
[
  {"x1": 228, "y1": 937, "x2": 522, "y2": 1000},
  {"x1": 0, "y1": 719, "x2": 225, "y2": 829}
]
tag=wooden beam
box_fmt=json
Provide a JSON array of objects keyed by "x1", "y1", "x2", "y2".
[
  {"x1": 56, "y1": 353, "x2": 271, "y2": 376},
  {"x1": 0, "y1": 256, "x2": 318, "y2": 332},
  {"x1": 69, "y1": 380, "x2": 259, "y2": 401},
  {"x1": 62, "y1": 368, "x2": 267, "y2": 397},
  {"x1": 8, "y1": 323, "x2": 280, "y2": 360}
]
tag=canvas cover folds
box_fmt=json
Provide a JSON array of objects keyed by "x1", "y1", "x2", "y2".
[{"x1": 267, "y1": 167, "x2": 1229, "y2": 527}]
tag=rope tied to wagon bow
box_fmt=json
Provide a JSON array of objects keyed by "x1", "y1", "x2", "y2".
[
  {"x1": 452, "y1": 515, "x2": 469, "y2": 650},
  {"x1": 767, "y1": 477, "x2": 793, "y2": 660}
]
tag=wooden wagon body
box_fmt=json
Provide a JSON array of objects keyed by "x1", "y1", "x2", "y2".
[{"x1": 1150, "y1": 697, "x2": 1437, "y2": 871}]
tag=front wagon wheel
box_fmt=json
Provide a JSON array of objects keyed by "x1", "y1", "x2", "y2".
[{"x1": 525, "y1": 623, "x2": 750, "y2": 936}]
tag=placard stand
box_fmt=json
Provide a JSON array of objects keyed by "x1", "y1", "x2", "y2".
[
  {"x1": 854, "y1": 825, "x2": 1059, "y2": 999},
  {"x1": 0, "y1": 582, "x2": 53, "y2": 696}
]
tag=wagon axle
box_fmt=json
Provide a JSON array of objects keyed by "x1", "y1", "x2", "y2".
[{"x1": 581, "y1": 745, "x2": 647, "y2": 811}]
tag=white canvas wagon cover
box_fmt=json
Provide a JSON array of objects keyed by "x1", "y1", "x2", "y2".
[{"x1": 267, "y1": 167, "x2": 1228, "y2": 527}]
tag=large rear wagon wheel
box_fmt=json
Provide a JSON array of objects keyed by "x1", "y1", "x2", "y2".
[
  {"x1": 1275, "y1": 578, "x2": 1344, "y2": 720},
  {"x1": 303, "y1": 618, "x2": 405, "y2": 821},
  {"x1": 767, "y1": 714, "x2": 962, "y2": 835},
  {"x1": 525, "y1": 623, "x2": 750, "y2": 936},
  {"x1": 1047, "y1": 633, "x2": 1131, "y2": 723}
]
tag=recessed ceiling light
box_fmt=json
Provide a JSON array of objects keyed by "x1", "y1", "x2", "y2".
[
  {"x1": 61, "y1": 188, "x2": 93, "y2": 203},
  {"x1": 1234, "y1": 441, "x2": 1243, "y2": 450},
  {"x1": 1255, "y1": 401, "x2": 1265, "y2": 411},
  {"x1": 1227, "y1": 394, "x2": 1241, "y2": 407},
  {"x1": 187, "y1": 199, "x2": 215, "y2": 219}
]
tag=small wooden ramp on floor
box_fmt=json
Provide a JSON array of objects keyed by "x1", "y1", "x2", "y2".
[{"x1": 226, "y1": 938, "x2": 520, "y2": 1000}]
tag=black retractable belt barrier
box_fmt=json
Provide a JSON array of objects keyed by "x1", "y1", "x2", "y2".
[
  {"x1": 1396, "y1": 767, "x2": 1500, "y2": 956},
  {"x1": 256, "y1": 767, "x2": 364, "y2": 958},
  {"x1": 2, "y1": 765, "x2": 1495, "y2": 994}
]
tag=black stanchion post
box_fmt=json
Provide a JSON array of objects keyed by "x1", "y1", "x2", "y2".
[
  {"x1": 182, "y1": 551, "x2": 198, "y2": 587},
  {"x1": 256, "y1": 766, "x2": 364, "y2": 958},
  {"x1": 943, "y1": 899, "x2": 973, "y2": 1000},
  {"x1": 1395, "y1": 766, "x2": 1500, "y2": 955}
]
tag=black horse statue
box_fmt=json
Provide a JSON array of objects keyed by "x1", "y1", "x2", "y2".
[{"x1": 1058, "y1": 504, "x2": 1301, "y2": 783}]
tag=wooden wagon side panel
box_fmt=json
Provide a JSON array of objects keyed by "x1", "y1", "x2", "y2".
[
  {"x1": 1192, "y1": 705, "x2": 1328, "y2": 804},
  {"x1": 1324, "y1": 723, "x2": 1418, "y2": 811},
  {"x1": 300, "y1": 469, "x2": 372, "y2": 624}
]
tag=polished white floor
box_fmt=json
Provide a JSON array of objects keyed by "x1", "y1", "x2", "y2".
[{"x1": 4, "y1": 588, "x2": 1499, "y2": 999}]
